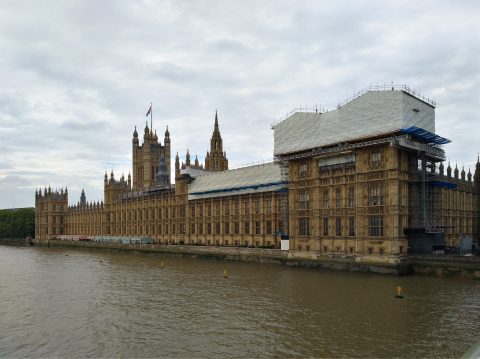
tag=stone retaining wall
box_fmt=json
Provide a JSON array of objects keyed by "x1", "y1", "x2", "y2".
[{"x1": 33, "y1": 239, "x2": 409, "y2": 275}]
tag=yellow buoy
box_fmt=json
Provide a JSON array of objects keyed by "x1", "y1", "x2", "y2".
[
  {"x1": 395, "y1": 286, "x2": 404, "y2": 299},
  {"x1": 160, "y1": 262, "x2": 165, "y2": 269},
  {"x1": 223, "y1": 269, "x2": 229, "y2": 279}
]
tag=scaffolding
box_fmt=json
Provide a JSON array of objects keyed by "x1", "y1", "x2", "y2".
[
  {"x1": 408, "y1": 154, "x2": 445, "y2": 233},
  {"x1": 274, "y1": 128, "x2": 449, "y2": 239},
  {"x1": 274, "y1": 133, "x2": 445, "y2": 165},
  {"x1": 277, "y1": 160, "x2": 289, "y2": 238}
]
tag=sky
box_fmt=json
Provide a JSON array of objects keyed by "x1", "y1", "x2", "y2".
[{"x1": 0, "y1": 0, "x2": 479, "y2": 209}]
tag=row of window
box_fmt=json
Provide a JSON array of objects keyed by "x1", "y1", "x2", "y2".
[
  {"x1": 99, "y1": 197, "x2": 277, "y2": 221},
  {"x1": 298, "y1": 216, "x2": 384, "y2": 237},
  {"x1": 297, "y1": 149, "x2": 383, "y2": 179},
  {"x1": 298, "y1": 183, "x2": 384, "y2": 209},
  {"x1": 191, "y1": 198, "x2": 274, "y2": 216},
  {"x1": 73, "y1": 220, "x2": 279, "y2": 236}
]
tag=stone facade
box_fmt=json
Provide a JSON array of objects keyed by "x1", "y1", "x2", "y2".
[
  {"x1": 286, "y1": 144, "x2": 479, "y2": 256},
  {"x1": 35, "y1": 89, "x2": 480, "y2": 260}
]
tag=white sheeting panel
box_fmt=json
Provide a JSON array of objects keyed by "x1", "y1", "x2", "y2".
[
  {"x1": 188, "y1": 183, "x2": 285, "y2": 200},
  {"x1": 188, "y1": 162, "x2": 285, "y2": 200},
  {"x1": 319, "y1": 154, "x2": 355, "y2": 167},
  {"x1": 274, "y1": 90, "x2": 435, "y2": 156}
]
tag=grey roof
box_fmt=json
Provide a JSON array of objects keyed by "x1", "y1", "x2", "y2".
[
  {"x1": 188, "y1": 162, "x2": 285, "y2": 200},
  {"x1": 273, "y1": 90, "x2": 436, "y2": 156}
]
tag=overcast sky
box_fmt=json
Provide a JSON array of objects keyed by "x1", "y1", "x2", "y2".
[{"x1": 0, "y1": 0, "x2": 479, "y2": 209}]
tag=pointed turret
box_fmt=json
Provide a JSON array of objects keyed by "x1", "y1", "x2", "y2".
[
  {"x1": 475, "y1": 156, "x2": 480, "y2": 181},
  {"x1": 80, "y1": 189, "x2": 86, "y2": 207},
  {"x1": 468, "y1": 168, "x2": 472, "y2": 182},
  {"x1": 454, "y1": 163, "x2": 459, "y2": 179},
  {"x1": 461, "y1": 166, "x2": 466, "y2": 181},
  {"x1": 439, "y1": 162, "x2": 444, "y2": 176},
  {"x1": 175, "y1": 152, "x2": 180, "y2": 178},
  {"x1": 186, "y1": 149, "x2": 191, "y2": 166},
  {"x1": 132, "y1": 126, "x2": 139, "y2": 147},
  {"x1": 164, "y1": 126, "x2": 170, "y2": 141},
  {"x1": 447, "y1": 162, "x2": 452, "y2": 178},
  {"x1": 156, "y1": 152, "x2": 170, "y2": 189},
  {"x1": 205, "y1": 111, "x2": 228, "y2": 171}
]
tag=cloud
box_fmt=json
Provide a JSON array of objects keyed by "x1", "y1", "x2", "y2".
[{"x1": 0, "y1": 0, "x2": 479, "y2": 208}]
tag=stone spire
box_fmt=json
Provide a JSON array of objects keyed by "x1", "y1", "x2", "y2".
[
  {"x1": 156, "y1": 152, "x2": 170, "y2": 189},
  {"x1": 175, "y1": 152, "x2": 180, "y2": 177},
  {"x1": 186, "y1": 149, "x2": 191, "y2": 166},
  {"x1": 144, "y1": 121, "x2": 150, "y2": 140},
  {"x1": 80, "y1": 189, "x2": 86, "y2": 207},
  {"x1": 204, "y1": 110, "x2": 228, "y2": 172},
  {"x1": 475, "y1": 156, "x2": 480, "y2": 184}
]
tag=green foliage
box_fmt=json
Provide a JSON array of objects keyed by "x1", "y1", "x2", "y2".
[{"x1": 0, "y1": 208, "x2": 35, "y2": 239}]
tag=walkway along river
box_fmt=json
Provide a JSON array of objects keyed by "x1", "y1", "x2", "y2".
[{"x1": 1, "y1": 245, "x2": 480, "y2": 358}]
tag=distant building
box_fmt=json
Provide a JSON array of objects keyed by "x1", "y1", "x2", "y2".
[{"x1": 35, "y1": 86, "x2": 480, "y2": 261}]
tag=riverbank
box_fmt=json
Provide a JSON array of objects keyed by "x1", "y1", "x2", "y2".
[
  {"x1": 4, "y1": 239, "x2": 480, "y2": 278},
  {"x1": 30, "y1": 239, "x2": 408, "y2": 276},
  {"x1": 409, "y1": 255, "x2": 480, "y2": 278}
]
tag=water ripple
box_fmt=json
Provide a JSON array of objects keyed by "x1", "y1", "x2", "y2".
[{"x1": 1, "y1": 246, "x2": 480, "y2": 358}]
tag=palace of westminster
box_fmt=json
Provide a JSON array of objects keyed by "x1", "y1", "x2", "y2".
[{"x1": 35, "y1": 86, "x2": 480, "y2": 260}]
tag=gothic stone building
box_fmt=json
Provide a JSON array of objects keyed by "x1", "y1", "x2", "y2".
[{"x1": 35, "y1": 87, "x2": 480, "y2": 261}]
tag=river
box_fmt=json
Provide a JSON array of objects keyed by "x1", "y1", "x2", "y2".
[{"x1": 0, "y1": 245, "x2": 479, "y2": 358}]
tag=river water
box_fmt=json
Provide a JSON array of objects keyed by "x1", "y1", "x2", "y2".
[{"x1": 0, "y1": 245, "x2": 479, "y2": 358}]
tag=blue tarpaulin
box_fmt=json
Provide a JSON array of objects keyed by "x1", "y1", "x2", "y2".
[
  {"x1": 429, "y1": 180, "x2": 457, "y2": 189},
  {"x1": 401, "y1": 126, "x2": 451, "y2": 145}
]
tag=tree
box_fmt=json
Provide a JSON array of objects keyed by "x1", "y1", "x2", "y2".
[{"x1": 0, "y1": 208, "x2": 35, "y2": 239}]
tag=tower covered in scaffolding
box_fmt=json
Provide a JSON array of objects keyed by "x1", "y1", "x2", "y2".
[{"x1": 273, "y1": 85, "x2": 478, "y2": 255}]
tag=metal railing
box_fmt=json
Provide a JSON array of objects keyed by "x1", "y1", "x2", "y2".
[
  {"x1": 337, "y1": 84, "x2": 437, "y2": 109},
  {"x1": 272, "y1": 84, "x2": 437, "y2": 127}
]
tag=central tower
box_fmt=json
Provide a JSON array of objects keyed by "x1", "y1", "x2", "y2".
[
  {"x1": 132, "y1": 122, "x2": 171, "y2": 190},
  {"x1": 205, "y1": 111, "x2": 228, "y2": 171}
]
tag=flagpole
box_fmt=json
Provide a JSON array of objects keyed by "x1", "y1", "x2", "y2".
[{"x1": 150, "y1": 102, "x2": 153, "y2": 132}]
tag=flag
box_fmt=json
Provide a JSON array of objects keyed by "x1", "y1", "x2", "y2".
[{"x1": 146, "y1": 104, "x2": 152, "y2": 117}]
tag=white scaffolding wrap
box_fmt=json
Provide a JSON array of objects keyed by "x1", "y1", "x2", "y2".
[
  {"x1": 273, "y1": 90, "x2": 435, "y2": 156},
  {"x1": 188, "y1": 162, "x2": 286, "y2": 200}
]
